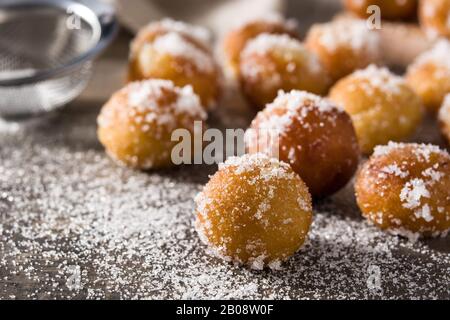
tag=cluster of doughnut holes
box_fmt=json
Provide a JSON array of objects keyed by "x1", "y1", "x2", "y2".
[
  {"x1": 97, "y1": 14, "x2": 450, "y2": 271},
  {"x1": 232, "y1": 16, "x2": 385, "y2": 111}
]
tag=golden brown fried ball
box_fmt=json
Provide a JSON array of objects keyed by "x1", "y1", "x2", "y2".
[
  {"x1": 195, "y1": 153, "x2": 313, "y2": 269},
  {"x1": 329, "y1": 65, "x2": 424, "y2": 155},
  {"x1": 128, "y1": 19, "x2": 221, "y2": 110},
  {"x1": 406, "y1": 39, "x2": 450, "y2": 113},
  {"x1": 419, "y1": 0, "x2": 450, "y2": 38},
  {"x1": 355, "y1": 142, "x2": 450, "y2": 239},
  {"x1": 222, "y1": 14, "x2": 299, "y2": 77},
  {"x1": 344, "y1": 0, "x2": 418, "y2": 20},
  {"x1": 438, "y1": 93, "x2": 450, "y2": 143},
  {"x1": 246, "y1": 90, "x2": 360, "y2": 198},
  {"x1": 97, "y1": 80, "x2": 207, "y2": 169},
  {"x1": 305, "y1": 19, "x2": 382, "y2": 82},
  {"x1": 239, "y1": 34, "x2": 330, "y2": 110}
]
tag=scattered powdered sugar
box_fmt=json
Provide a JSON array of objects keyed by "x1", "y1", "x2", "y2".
[
  {"x1": 242, "y1": 33, "x2": 303, "y2": 56},
  {"x1": 422, "y1": 165, "x2": 443, "y2": 182},
  {"x1": 415, "y1": 204, "x2": 434, "y2": 223},
  {"x1": 399, "y1": 178, "x2": 431, "y2": 210},
  {"x1": 151, "y1": 32, "x2": 215, "y2": 73},
  {"x1": 350, "y1": 65, "x2": 405, "y2": 96},
  {"x1": 0, "y1": 106, "x2": 449, "y2": 299},
  {"x1": 248, "y1": 255, "x2": 267, "y2": 271},
  {"x1": 127, "y1": 79, "x2": 206, "y2": 122},
  {"x1": 241, "y1": 34, "x2": 322, "y2": 75},
  {"x1": 370, "y1": 141, "x2": 449, "y2": 233},
  {"x1": 218, "y1": 153, "x2": 294, "y2": 180},
  {"x1": 272, "y1": 90, "x2": 342, "y2": 114},
  {"x1": 250, "y1": 90, "x2": 343, "y2": 135},
  {"x1": 308, "y1": 19, "x2": 380, "y2": 54},
  {"x1": 127, "y1": 79, "x2": 172, "y2": 107}
]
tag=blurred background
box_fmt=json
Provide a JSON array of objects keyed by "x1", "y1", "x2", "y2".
[
  {"x1": 83, "y1": 0, "x2": 342, "y2": 109},
  {"x1": 113, "y1": 0, "x2": 341, "y2": 37}
]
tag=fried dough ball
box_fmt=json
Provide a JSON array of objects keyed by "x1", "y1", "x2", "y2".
[
  {"x1": 343, "y1": 0, "x2": 418, "y2": 20},
  {"x1": 355, "y1": 142, "x2": 450, "y2": 240},
  {"x1": 222, "y1": 14, "x2": 299, "y2": 77},
  {"x1": 97, "y1": 80, "x2": 207, "y2": 169},
  {"x1": 419, "y1": 0, "x2": 450, "y2": 38},
  {"x1": 128, "y1": 20, "x2": 221, "y2": 110},
  {"x1": 305, "y1": 19, "x2": 382, "y2": 82},
  {"x1": 195, "y1": 153, "x2": 313, "y2": 269},
  {"x1": 239, "y1": 34, "x2": 330, "y2": 110},
  {"x1": 438, "y1": 94, "x2": 450, "y2": 143},
  {"x1": 406, "y1": 39, "x2": 450, "y2": 113},
  {"x1": 246, "y1": 91, "x2": 360, "y2": 198},
  {"x1": 329, "y1": 65, "x2": 424, "y2": 154}
]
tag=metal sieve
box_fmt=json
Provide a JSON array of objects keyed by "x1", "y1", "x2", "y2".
[{"x1": 0, "y1": 0, "x2": 118, "y2": 119}]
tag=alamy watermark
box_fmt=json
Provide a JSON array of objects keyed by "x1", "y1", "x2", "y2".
[
  {"x1": 66, "y1": 5, "x2": 82, "y2": 30},
  {"x1": 66, "y1": 265, "x2": 83, "y2": 291},
  {"x1": 367, "y1": 264, "x2": 383, "y2": 296},
  {"x1": 366, "y1": 5, "x2": 382, "y2": 30}
]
